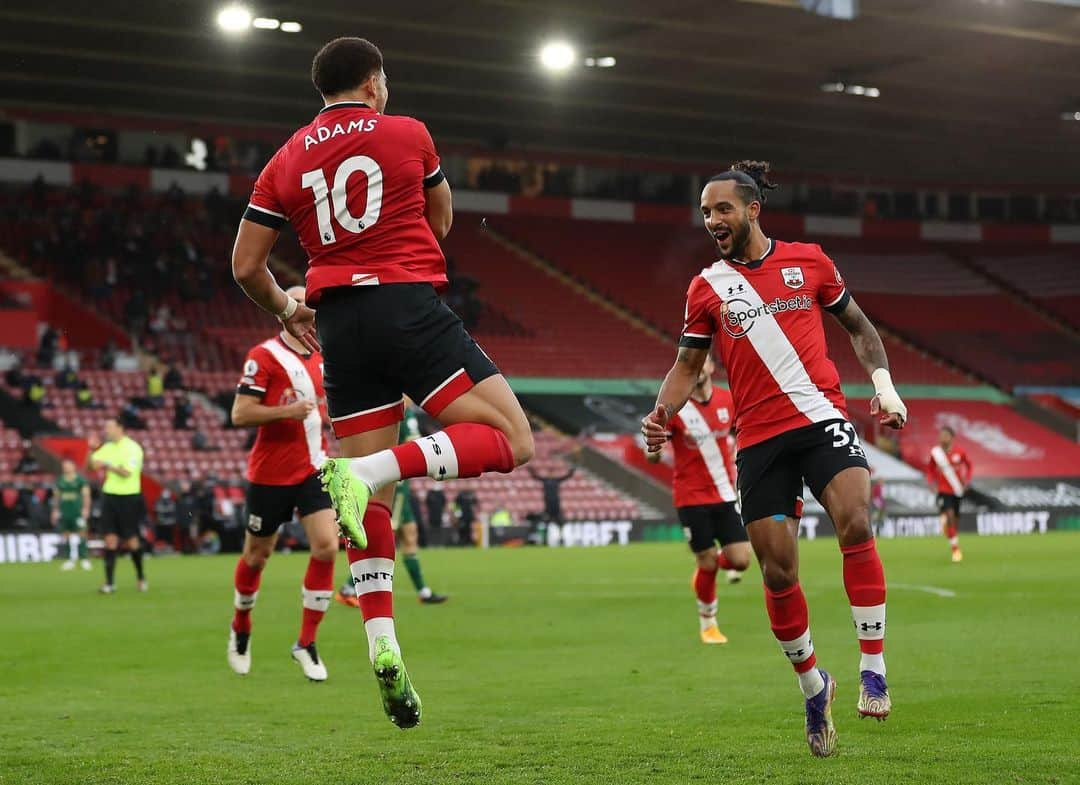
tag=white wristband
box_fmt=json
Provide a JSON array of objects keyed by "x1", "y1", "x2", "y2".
[
  {"x1": 277, "y1": 297, "x2": 298, "y2": 320},
  {"x1": 871, "y1": 368, "x2": 895, "y2": 395},
  {"x1": 871, "y1": 368, "x2": 907, "y2": 422}
]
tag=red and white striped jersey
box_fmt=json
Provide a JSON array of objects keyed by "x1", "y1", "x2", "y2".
[
  {"x1": 236, "y1": 336, "x2": 328, "y2": 486},
  {"x1": 680, "y1": 239, "x2": 851, "y2": 450},
  {"x1": 243, "y1": 101, "x2": 447, "y2": 305},
  {"x1": 927, "y1": 445, "x2": 972, "y2": 496},
  {"x1": 668, "y1": 388, "x2": 738, "y2": 507}
]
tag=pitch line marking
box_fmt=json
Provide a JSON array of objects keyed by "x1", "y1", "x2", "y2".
[{"x1": 891, "y1": 582, "x2": 957, "y2": 598}]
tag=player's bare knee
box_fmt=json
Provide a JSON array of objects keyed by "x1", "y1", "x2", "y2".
[
  {"x1": 761, "y1": 560, "x2": 798, "y2": 592},
  {"x1": 695, "y1": 550, "x2": 717, "y2": 570},
  {"x1": 726, "y1": 547, "x2": 752, "y2": 571},
  {"x1": 836, "y1": 505, "x2": 873, "y2": 547},
  {"x1": 310, "y1": 541, "x2": 337, "y2": 562},
  {"x1": 509, "y1": 426, "x2": 534, "y2": 467}
]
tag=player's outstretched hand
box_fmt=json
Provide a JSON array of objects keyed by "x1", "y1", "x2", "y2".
[
  {"x1": 282, "y1": 303, "x2": 320, "y2": 353},
  {"x1": 285, "y1": 399, "x2": 317, "y2": 421},
  {"x1": 870, "y1": 393, "x2": 907, "y2": 430},
  {"x1": 641, "y1": 405, "x2": 672, "y2": 452}
]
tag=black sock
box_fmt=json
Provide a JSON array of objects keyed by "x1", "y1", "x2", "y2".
[
  {"x1": 105, "y1": 549, "x2": 117, "y2": 585},
  {"x1": 131, "y1": 548, "x2": 144, "y2": 580}
]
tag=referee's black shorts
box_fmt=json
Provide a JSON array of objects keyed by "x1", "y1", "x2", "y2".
[{"x1": 99, "y1": 493, "x2": 145, "y2": 539}]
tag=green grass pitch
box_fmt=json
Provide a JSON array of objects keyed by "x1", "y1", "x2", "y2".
[{"x1": 2, "y1": 534, "x2": 1078, "y2": 785}]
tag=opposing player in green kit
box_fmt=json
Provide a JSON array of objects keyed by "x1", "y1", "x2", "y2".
[{"x1": 54, "y1": 458, "x2": 92, "y2": 571}]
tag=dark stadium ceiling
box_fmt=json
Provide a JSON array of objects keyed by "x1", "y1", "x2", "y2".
[{"x1": 1, "y1": 0, "x2": 1080, "y2": 184}]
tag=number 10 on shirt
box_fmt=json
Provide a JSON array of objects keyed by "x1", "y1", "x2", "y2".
[{"x1": 301, "y1": 155, "x2": 384, "y2": 245}]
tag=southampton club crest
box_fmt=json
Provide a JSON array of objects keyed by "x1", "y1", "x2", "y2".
[{"x1": 781, "y1": 266, "x2": 805, "y2": 289}]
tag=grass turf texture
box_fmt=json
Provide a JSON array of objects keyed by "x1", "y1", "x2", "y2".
[{"x1": 2, "y1": 535, "x2": 1077, "y2": 785}]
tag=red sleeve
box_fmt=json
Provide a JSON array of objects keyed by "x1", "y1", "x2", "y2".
[
  {"x1": 678, "y1": 276, "x2": 716, "y2": 350},
  {"x1": 236, "y1": 346, "x2": 273, "y2": 401},
  {"x1": 960, "y1": 450, "x2": 973, "y2": 483},
  {"x1": 242, "y1": 150, "x2": 287, "y2": 230},
  {"x1": 416, "y1": 121, "x2": 445, "y2": 189},
  {"x1": 816, "y1": 246, "x2": 850, "y2": 313}
]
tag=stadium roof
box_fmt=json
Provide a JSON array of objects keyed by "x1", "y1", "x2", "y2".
[{"x1": 2, "y1": 0, "x2": 1079, "y2": 184}]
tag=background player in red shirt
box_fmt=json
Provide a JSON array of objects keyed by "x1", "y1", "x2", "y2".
[
  {"x1": 926, "y1": 426, "x2": 972, "y2": 562},
  {"x1": 232, "y1": 38, "x2": 534, "y2": 728},
  {"x1": 642, "y1": 161, "x2": 908, "y2": 757},
  {"x1": 646, "y1": 353, "x2": 750, "y2": 644},
  {"x1": 226, "y1": 286, "x2": 339, "y2": 683}
]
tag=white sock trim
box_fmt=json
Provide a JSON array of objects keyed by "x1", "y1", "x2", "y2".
[
  {"x1": 302, "y1": 587, "x2": 333, "y2": 612},
  {"x1": 797, "y1": 667, "x2": 826, "y2": 699},
  {"x1": 852, "y1": 603, "x2": 886, "y2": 641},
  {"x1": 417, "y1": 432, "x2": 459, "y2": 481},
  {"x1": 348, "y1": 451, "x2": 400, "y2": 493},
  {"x1": 364, "y1": 617, "x2": 399, "y2": 662},
  {"x1": 349, "y1": 557, "x2": 394, "y2": 595},
  {"x1": 234, "y1": 590, "x2": 258, "y2": 611},
  {"x1": 778, "y1": 628, "x2": 815, "y2": 666},
  {"x1": 861, "y1": 653, "x2": 886, "y2": 676}
]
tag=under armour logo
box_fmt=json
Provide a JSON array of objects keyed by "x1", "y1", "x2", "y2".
[
  {"x1": 785, "y1": 648, "x2": 806, "y2": 660},
  {"x1": 858, "y1": 621, "x2": 884, "y2": 632},
  {"x1": 437, "y1": 465, "x2": 447, "y2": 479},
  {"x1": 323, "y1": 233, "x2": 331, "y2": 241},
  {"x1": 726, "y1": 284, "x2": 745, "y2": 296}
]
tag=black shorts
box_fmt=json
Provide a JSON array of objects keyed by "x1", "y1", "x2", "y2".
[
  {"x1": 245, "y1": 474, "x2": 332, "y2": 538},
  {"x1": 736, "y1": 419, "x2": 870, "y2": 525},
  {"x1": 99, "y1": 494, "x2": 145, "y2": 539},
  {"x1": 936, "y1": 493, "x2": 962, "y2": 515},
  {"x1": 317, "y1": 283, "x2": 500, "y2": 436},
  {"x1": 678, "y1": 503, "x2": 749, "y2": 553}
]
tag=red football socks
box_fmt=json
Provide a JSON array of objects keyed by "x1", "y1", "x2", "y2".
[
  {"x1": 764, "y1": 583, "x2": 817, "y2": 673},
  {"x1": 841, "y1": 539, "x2": 887, "y2": 657},
  {"x1": 232, "y1": 558, "x2": 262, "y2": 634},
  {"x1": 693, "y1": 566, "x2": 718, "y2": 606},
  {"x1": 298, "y1": 556, "x2": 335, "y2": 647},
  {"x1": 392, "y1": 423, "x2": 515, "y2": 481},
  {"x1": 345, "y1": 501, "x2": 396, "y2": 622}
]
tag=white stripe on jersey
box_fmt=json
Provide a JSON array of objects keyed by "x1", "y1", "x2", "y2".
[
  {"x1": 930, "y1": 445, "x2": 965, "y2": 496},
  {"x1": 701, "y1": 265, "x2": 845, "y2": 426},
  {"x1": 675, "y1": 402, "x2": 737, "y2": 502},
  {"x1": 261, "y1": 339, "x2": 327, "y2": 472}
]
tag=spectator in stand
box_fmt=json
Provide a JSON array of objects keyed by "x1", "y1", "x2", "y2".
[
  {"x1": 154, "y1": 488, "x2": 178, "y2": 548},
  {"x1": 173, "y1": 394, "x2": 194, "y2": 429},
  {"x1": 146, "y1": 365, "x2": 165, "y2": 408},
  {"x1": 119, "y1": 401, "x2": 147, "y2": 430},
  {"x1": 5, "y1": 361, "x2": 25, "y2": 390},
  {"x1": 55, "y1": 363, "x2": 79, "y2": 390},
  {"x1": 425, "y1": 487, "x2": 447, "y2": 530},
  {"x1": 100, "y1": 340, "x2": 118, "y2": 371},
  {"x1": 23, "y1": 374, "x2": 46, "y2": 410},
  {"x1": 15, "y1": 441, "x2": 41, "y2": 474},
  {"x1": 527, "y1": 458, "x2": 578, "y2": 524},
  {"x1": 124, "y1": 290, "x2": 149, "y2": 335},
  {"x1": 37, "y1": 325, "x2": 59, "y2": 367},
  {"x1": 163, "y1": 364, "x2": 184, "y2": 391},
  {"x1": 191, "y1": 429, "x2": 221, "y2": 452},
  {"x1": 455, "y1": 489, "x2": 480, "y2": 546},
  {"x1": 75, "y1": 379, "x2": 103, "y2": 409}
]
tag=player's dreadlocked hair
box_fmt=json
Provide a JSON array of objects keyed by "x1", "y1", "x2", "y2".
[
  {"x1": 311, "y1": 37, "x2": 384, "y2": 98},
  {"x1": 707, "y1": 160, "x2": 778, "y2": 206}
]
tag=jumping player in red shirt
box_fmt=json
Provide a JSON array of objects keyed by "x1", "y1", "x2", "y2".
[
  {"x1": 646, "y1": 353, "x2": 750, "y2": 644},
  {"x1": 231, "y1": 38, "x2": 533, "y2": 729},
  {"x1": 226, "y1": 286, "x2": 338, "y2": 683},
  {"x1": 926, "y1": 425, "x2": 971, "y2": 563},
  {"x1": 642, "y1": 161, "x2": 908, "y2": 757}
]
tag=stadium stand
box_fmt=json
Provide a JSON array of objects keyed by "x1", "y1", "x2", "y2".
[
  {"x1": 491, "y1": 216, "x2": 976, "y2": 386},
  {"x1": 970, "y1": 253, "x2": 1080, "y2": 332}
]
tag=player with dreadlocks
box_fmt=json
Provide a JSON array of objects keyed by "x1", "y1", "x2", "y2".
[{"x1": 642, "y1": 161, "x2": 908, "y2": 757}]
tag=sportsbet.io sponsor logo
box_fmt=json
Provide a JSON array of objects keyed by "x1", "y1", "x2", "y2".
[{"x1": 721, "y1": 295, "x2": 814, "y2": 338}]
